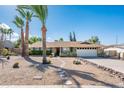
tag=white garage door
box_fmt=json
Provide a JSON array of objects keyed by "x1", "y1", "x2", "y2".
[{"x1": 76, "y1": 49, "x2": 97, "y2": 57}]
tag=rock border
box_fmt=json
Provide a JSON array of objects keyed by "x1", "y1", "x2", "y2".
[{"x1": 79, "y1": 58, "x2": 124, "y2": 82}]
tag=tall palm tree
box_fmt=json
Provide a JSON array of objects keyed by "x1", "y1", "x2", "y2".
[
  {"x1": 16, "y1": 7, "x2": 33, "y2": 57},
  {"x1": 18, "y1": 5, "x2": 48, "y2": 63},
  {"x1": 13, "y1": 16, "x2": 25, "y2": 57},
  {"x1": 26, "y1": 5, "x2": 48, "y2": 63}
]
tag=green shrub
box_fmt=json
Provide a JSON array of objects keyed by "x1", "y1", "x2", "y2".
[
  {"x1": 1, "y1": 48, "x2": 9, "y2": 56},
  {"x1": 13, "y1": 62, "x2": 19, "y2": 68},
  {"x1": 31, "y1": 50, "x2": 43, "y2": 55},
  {"x1": 29, "y1": 50, "x2": 52, "y2": 55},
  {"x1": 46, "y1": 50, "x2": 52, "y2": 55}
]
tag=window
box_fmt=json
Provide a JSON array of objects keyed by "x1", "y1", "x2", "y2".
[{"x1": 33, "y1": 47, "x2": 35, "y2": 50}]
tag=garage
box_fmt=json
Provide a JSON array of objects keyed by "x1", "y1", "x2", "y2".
[{"x1": 76, "y1": 48, "x2": 97, "y2": 57}]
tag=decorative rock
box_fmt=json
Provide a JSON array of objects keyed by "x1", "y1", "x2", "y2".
[
  {"x1": 33, "y1": 76, "x2": 42, "y2": 80},
  {"x1": 59, "y1": 71, "x2": 66, "y2": 74},
  {"x1": 61, "y1": 77, "x2": 68, "y2": 80},
  {"x1": 57, "y1": 69, "x2": 62, "y2": 72},
  {"x1": 60, "y1": 74, "x2": 66, "y2": 78},
  {"x1": 64, "y1": 80, "x2": 72, "y2": 85},
  {"x1": 109, "y1": 70, "x2": 113, "y2": 74},
  {"x1": 118, "y1": 75, "x2": 121, "y2": 78},
  {"x1": 103, "y1": 68, "x2": 107, "y2": 71},
  {"x1": 34, "y1": 64, "x2": 40, "y2": 67},
  {"x1": 121, "y1": 77, "x2": 124, "y2": 81},
  {"x1": 112, "y1": 72, "x2": 116, "y2": 75}
]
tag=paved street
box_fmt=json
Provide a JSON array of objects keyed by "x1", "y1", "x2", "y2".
[{"x1": 84, "y1": 58, "x2": 124, "y2": 74}]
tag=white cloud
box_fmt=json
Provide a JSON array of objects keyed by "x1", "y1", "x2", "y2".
[
  {"x1": 0, "y1": 23, "x2": 10, "y2": 29},
  {"x1": 47, "y1": 37, "x2": 53, "y2": 42}
]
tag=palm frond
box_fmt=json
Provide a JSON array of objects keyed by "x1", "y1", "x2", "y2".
[
  {"x1": 16, "y1": 8, "x2": 26, "y2": 18},
  {"x1": 17, "y1": 6, "x2": 34, "y2": 22},
  {"x1": 13, "y1": 16, "x2": 24, "y2": 28},
  {"x1": 30, "y1": 5, "x2": 48, "y2": 25}
]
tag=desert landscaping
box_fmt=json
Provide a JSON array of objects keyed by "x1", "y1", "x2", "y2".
[
  {"x1": 1, "y1": 5, "x2": 124, "y2": 88},
  {"x1": 0, "y1": 56, "x2": 124, "y2": 88}
]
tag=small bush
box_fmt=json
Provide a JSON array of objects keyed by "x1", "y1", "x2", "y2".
[
  {"x1": 13, "y1": 62, "x2": 19, "y2": 68},
  {"x1": 49, "y1": 55, "x2": 53, "y2": 58},
  {"x1": 47, "y1": 60, "x2": 51, "y2": 64},
  {"x1": 1, "y1": 48, "x2": 9, "y2": 56},
  {"x1": 73, "y1": 60, "x2": 81, "y2": 65},
  {"x1": 43, "y1": 60, "x2": 51, "y2": 64}
]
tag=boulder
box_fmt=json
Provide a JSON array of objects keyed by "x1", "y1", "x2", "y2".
[
  {"x1": 64, "y1": 80, "x2": 72, "y2": 85},
  {"x1": 33, "y1": 76, "x2": 42, "y2": 80}
]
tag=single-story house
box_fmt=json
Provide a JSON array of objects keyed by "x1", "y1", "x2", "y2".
[
  {"x1": 104, "y1": 44, "x2": 124, "y2": 59},
  {"x1": 29, "y1": 41, "x2": 103, "y2": 57}
]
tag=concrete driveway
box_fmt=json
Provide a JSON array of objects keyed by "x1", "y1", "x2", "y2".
[{"x1": 84, "y1": 58, "x2": 124, "y2": 74}]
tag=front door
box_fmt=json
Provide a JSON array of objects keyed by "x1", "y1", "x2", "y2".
[{"x1": 56, "y1": 48, "x2": 60, "y2": 56}]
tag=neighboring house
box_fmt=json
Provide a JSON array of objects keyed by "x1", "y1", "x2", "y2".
[
  {"x1": 104, "y1": 44, "x2": 124, "y2": 59},
  {"x1": 29, "y1": 41, "x2": 102, "y2": 57},
  {"x1": 0, "y1": 40, "x2": 14, "y2": 49}
]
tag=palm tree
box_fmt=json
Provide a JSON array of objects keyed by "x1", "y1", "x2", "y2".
[
  {"x1": 16, "y1": 7, "x2": 33, "y2": 57},
  {"x1": 18, "y1": 5, "x2": 48, "y2": 63},
  {"x1": 59, "y1": 38, "x2": 64, "y2": 41},
  {"x1": 28, "y1": 36, "x2": 40, "y2": 44},
  {"x1": 13, "y1": 16, "x2": 25, "y2": 57},
  {"x1": 28, "y1": 5, "x2": 48, "y2": 63},
  {"x1": 8, "y1": 29, "x2": 13, "y2": 41},
  {"x1": 2, "y1": 29, "x2": 7, "y2": 40},
  {"x1": 88, "y1": 36, "x2": 100, "y2": 44},
  {"x1": 0, "y1": 28, "x2": 5, "y2": 41}
]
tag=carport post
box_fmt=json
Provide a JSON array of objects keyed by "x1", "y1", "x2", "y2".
[{"x1": 60, "y1": 47, "x2": 62, "y2": 56}]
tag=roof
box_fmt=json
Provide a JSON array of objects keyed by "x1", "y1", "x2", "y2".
[
  {"x1": 29, "y1": 41, "x2": 102, "y2": 48},
  {"x1": 104, "y1": 44, "x2": 124, "y2": 49}
]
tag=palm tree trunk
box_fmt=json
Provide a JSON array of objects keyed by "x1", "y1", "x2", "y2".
[
  {"x1": 25, "y1": 18, "x2": 29, "y2": 57},
  {"x1": 1, "y1": 33, "x2": 3, "y2": 41},
  {"x1": 42, "y1": 25, "x2": 47, "y2": 63},
  {"x1": 5, "y1": 34, "x2": 6, "y2": 40},
  {"x1": 10, "y1": 34, "x2": 11, "y2": 41},
  {"x1": 21, "y1": 28, "x2": 25, "y2": 57}
]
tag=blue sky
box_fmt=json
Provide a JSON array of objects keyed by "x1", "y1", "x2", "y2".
[{"x1": 0, "y1": 5, "x2": 124, "y2": 45}]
